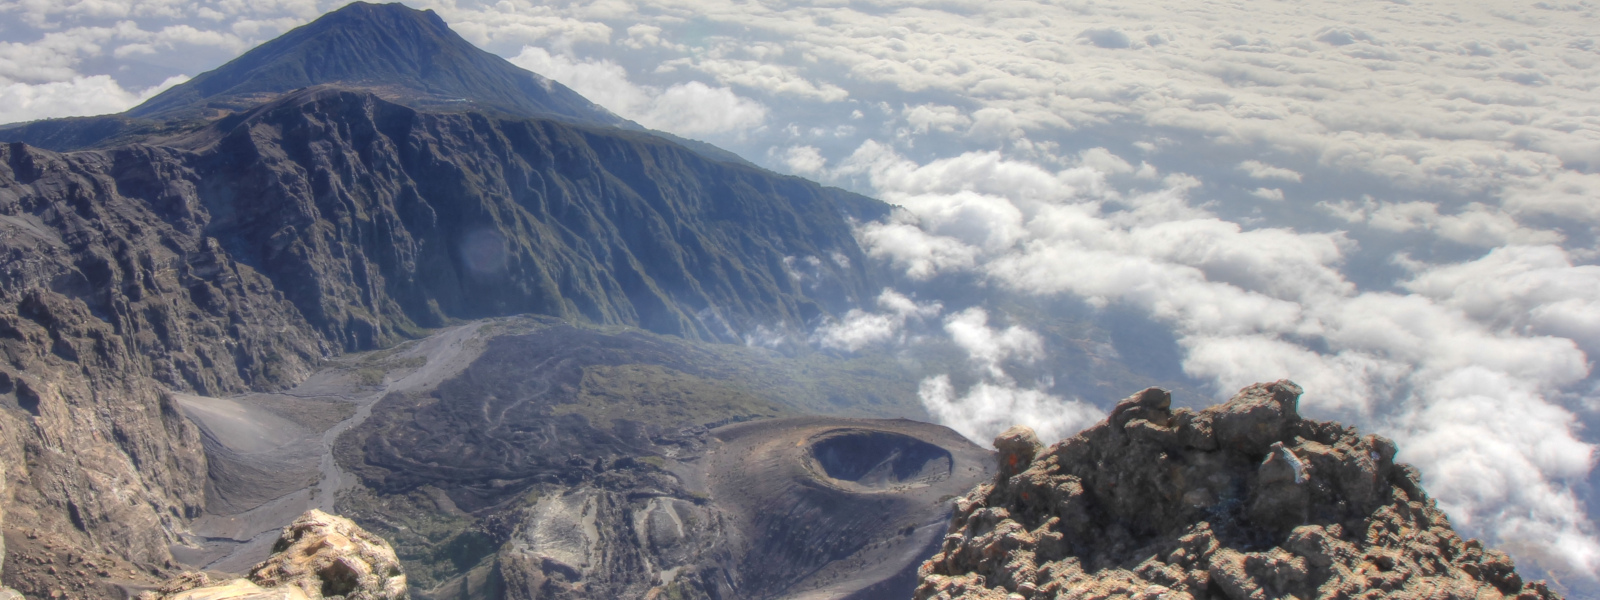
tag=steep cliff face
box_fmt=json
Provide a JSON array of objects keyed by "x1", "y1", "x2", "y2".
[
  {"x1": 917, "y1": 382, "x2": 1562, "y2": 600},
  {"x1": 181, "y1": 87, "x2": 877, "y2": 348},
  {"x1": 0, "y1": 141, "x2": 328, "y2": 597}
]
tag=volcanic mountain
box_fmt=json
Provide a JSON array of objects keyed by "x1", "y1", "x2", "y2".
[
  {"x1": 126, "y1": 2, "x2": 625, "y2": 124},
  {"x1": 0, "y1": 2, "x2": 747, "y2": 165}
]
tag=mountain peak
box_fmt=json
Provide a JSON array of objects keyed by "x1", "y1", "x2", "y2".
[{"x1": 127, "y1": 1, "x2": 625, "y2": 126}]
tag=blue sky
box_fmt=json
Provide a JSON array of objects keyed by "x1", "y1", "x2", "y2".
[{"x1": 4, "y1": 0, "x2": 1600, "y2": 585}]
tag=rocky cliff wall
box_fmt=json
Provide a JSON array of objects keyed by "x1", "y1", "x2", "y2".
[
  {"x1": 1, "y1": 141, "x2": 329, "y2": 597},
  {"x1": 179, "y1": 86, "x2": 878, "y2": 349},
  {"x1": 916, "y1": 381, "x2": 1561, "y2": 600},
  {"x1": 0, "y1": 86, "x2": 885, "y2": 595}
]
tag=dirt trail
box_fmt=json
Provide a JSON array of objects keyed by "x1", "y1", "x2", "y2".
[
  {"x1": 175, "y1": 322, "x2": 492, "y2": 572},
  {"x1": 310, "y1": 323, "x2": 489, "y2": 513}
]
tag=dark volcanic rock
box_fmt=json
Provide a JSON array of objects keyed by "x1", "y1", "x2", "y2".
[{"x1": 915, "y1": 381, "x2": 1562, "y2": 600}]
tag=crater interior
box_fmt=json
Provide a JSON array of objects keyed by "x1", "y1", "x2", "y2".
[{"x1": 807, "y1": 429, "x2": 953, "y2": 489}]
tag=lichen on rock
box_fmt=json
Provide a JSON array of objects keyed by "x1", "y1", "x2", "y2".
[{"x1": 914, "y1": 381, "x2": 1563, "y2": 600}]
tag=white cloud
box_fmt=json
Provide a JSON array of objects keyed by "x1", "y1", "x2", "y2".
[
  {"x1": 919, "y1": 375, "x2": 1106, "y2": 447},
  {"x1": 1250, "y1": 187, "x2": 1284, "y2": 201},
  {"x1": 1404, "y1": 245, "x2": 1600, "y2": 357},
  {"x1": 446, "y1": 8, "x2": 613, "y2": 53},
  {"x1": 1321, "y1": 197, "x2": 1565, "y2": 247},
  {"x1": 644, "y1": 81, "x2": 767, "y2": 136},
  {"x1": 622, "y1": 23, "x2": 678, "y2": 50},
  {"x1": 1238, "y1": 160, "x2": 1302, "y2": 183},
  {"x1": 855, "y1": 216, "x2": 979, "y2": 281},
  {"x1": 0, "y1": 73, "x2": 184, "y2": 123},
  {"x1": 777, "y1": 145, "x2": 825, "y2": 175},
  {"x1": 846, "y1": 142, "x2": 1600, "y2": 579},
  {"x1": 662, "y1": 57, "x2": 848, "y2": 101},
  {"x1": 810, "y1": 288, "x2": 941, "y2": 352},
  {"x1": 943, "y1": 307, "x2": 1044, "y2": 380},
  {"x1": 902, "y1": 103, "x2": 970, "y2": 134},
  {"x1": 508, "y1": 46, "x2": 766, "y2": 136}
]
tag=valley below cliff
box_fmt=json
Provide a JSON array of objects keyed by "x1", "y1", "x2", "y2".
[{"x1": 137, "y1": 316, "x2": 991, "y2": 599}]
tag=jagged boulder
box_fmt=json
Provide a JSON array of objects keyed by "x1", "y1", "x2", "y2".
[
  {"x1": 146, "y1": 510, "x2": 406, "y2": 600},
  {"x1": 915, "y1": 381, "x2": 1562, "y2": 600}
]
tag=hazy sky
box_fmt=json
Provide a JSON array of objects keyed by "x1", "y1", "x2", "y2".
[{"x1": 4, "y1": 0, "x2": 1599, "y2": 587}]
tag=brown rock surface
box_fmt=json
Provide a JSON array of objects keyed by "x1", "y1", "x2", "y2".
[
  {"x1": 1, "y1": 141, "x2": 325, "y2": 598},
  {"x1": 0, "y1": 462, "x2": 17, "y2": 600},
  {"x1": 915, "y1": 381, "x2": 1562, "y2": 600},
  {"x1": 147, "y1": 509, "x2": 406, "y2": 600}
]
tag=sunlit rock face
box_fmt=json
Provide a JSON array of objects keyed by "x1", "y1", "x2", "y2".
[
  {"x1": 916, "y1": 381, "x2": 1562, "y2": 600},
  {"x1": 144, "y1": 509, "x2": 407, "y2": 600}
]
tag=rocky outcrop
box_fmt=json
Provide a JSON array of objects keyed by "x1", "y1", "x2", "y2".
[
  {"x1": 146, "y1": 510, "x2": 406, "y2": 600},
  {"x1": 916, "y1": 381, "x2": 1561, "y2": 600}
]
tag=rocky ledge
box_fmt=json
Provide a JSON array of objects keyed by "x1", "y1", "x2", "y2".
[
  {"x1": 915, "y1": 381, "x2": 1560, "y2": 600},
  {"x1": 144, "y1": 510, "x2": 406, "y2": 600}
]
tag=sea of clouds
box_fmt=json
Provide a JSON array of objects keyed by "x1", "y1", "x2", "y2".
[{"x1": 4, "y1": 0, "x2": 1598, "y2": 586}]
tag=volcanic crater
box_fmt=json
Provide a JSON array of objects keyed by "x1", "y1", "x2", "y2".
[{"x1": 806, "y1": 428, "x2": 954, "y2": 491}]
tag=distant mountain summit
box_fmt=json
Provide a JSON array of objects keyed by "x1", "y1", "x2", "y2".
[{"x1": 130, "y1": 2, "x2": 625, "y2": 126}]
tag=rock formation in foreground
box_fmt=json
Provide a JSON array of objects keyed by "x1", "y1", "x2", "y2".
[
  {"x1": 916, "y1": 381, "x2": 1560, "y2": 600},
  {"x1": 145, "y1": 510, "x2": 406, "y2": 600}
]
